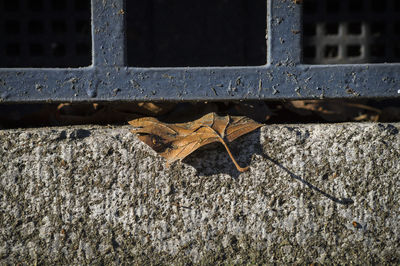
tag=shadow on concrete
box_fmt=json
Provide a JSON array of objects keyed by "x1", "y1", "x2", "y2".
[
  {"x1": 263, "y1": 154, "x2": 354, "y2": 206},
  {"x1": 186, "y1": 129, "x2": 353, "y2": 205},
  {"x1": 184, "y1": 131, "x2": 259, "y2": 179},
  {"x1": 57, "y1": 129, "x2": 92, "y2": 140}
]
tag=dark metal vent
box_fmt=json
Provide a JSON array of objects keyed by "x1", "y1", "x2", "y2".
[
  {"x1": 1, "y1": 0, "x2": 399, "y2": 103},
  {"x1": 0, "y1": 0, "x2": 91, "y2": 68},
  {"x1": 303, "y1": 0, "x2": 400, "y2": 64},
  {"x1": 126, "y1": 0, "x2": 266, "y2": 67}
]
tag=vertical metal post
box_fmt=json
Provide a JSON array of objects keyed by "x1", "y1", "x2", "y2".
[
  {"x1": 92, "y1": 0, "x2": 126, "y2": 67},
  {"x1": 268, "y1": 0, "x2": 302, "y2": 65}
]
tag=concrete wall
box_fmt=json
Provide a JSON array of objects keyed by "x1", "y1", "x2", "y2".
[{"x1": 1, "y1": 123, "x2": 399, "y2": 264}]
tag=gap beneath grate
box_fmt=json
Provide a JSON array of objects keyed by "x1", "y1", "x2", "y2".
[{"x1": 1, "y1": 99, "x2": 400, "y2": 129}]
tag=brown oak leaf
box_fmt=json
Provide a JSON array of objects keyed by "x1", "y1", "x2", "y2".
[{"x1": 128, "y1": 112, "x2": 262, "y2": 172}]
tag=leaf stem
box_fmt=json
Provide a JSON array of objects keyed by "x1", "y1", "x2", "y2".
[{"x1": 209, "y1": 126, "x2": 249, "y2": 172}]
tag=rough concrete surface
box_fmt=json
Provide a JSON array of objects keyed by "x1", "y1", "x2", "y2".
[{"x1": 0, "y1": 123, "x2": 399, "y2": 264}]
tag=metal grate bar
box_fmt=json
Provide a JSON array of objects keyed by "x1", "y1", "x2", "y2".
[
  {"x1": 92, "y1": 0, "x2": 126, "y2": 67},
  {"x1": 268, "y1": 0, "x2": 302, "y2": 65}
]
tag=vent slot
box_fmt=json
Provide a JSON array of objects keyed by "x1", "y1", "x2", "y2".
[
  {"x1": 126, "y1": 0, "x2": 266, "y2": 67},
  {"x1": 303, "y1": 0, "x2": 400, "y2": 64},
  {"x1": 0, "y1": 0, "x2": 91, "y2": 67}
]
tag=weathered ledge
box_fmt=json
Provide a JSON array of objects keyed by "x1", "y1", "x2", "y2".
[{"x1": 1, "y1": 123, "x2": 399, "y2": 264}]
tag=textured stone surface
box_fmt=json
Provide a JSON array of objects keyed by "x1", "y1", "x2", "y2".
[{"x1": 0, "y1": 123, "x2": 399, "y2": 264}]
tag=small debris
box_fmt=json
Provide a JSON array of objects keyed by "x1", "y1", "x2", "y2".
[
  {"x1": 162, "y1": 74, "x2": 174, "y2": 79},
  {"x1": 352, "y1": 221, "x2": 362, "y2": 229},
  {"x1": 274, "y1": 17, "x2": 283, "y2": 25},
  {"x1": 330, "y1": 172, "x2": 338, "y2": 180},
  {"x1": 346, "y1": 88, "x2": 360, "y2": 96},
  {"x1": 35, "y1": 84, "x2": 43, "y2": 91},
  {"x1": 67, "y1": 78, "x2": 78, "y2": 84},
  {"x1": 113, "y1": 88, "x2": 121, "y2": 96},
  {"x1": 130, "y1": 79, "x2": 140, "y2": 88},
  {"x1": 227, "y1": 81, "x2": 237, "y2": 94},
  {"x1": 236, "y1": 77, "x2": 242, "y2": 86}
]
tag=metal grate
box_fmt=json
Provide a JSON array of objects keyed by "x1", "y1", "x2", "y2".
[
  {"x1": 303, "y1": 0, "x2": 400, "y2": 64},
  {"x1": 0, "y1": 0, "x2": 91, "y2": 67},
  {"x1": 0, "y1": 0, "x2": 400, "y2": 103},
  {"x1": 126, "y1": 0, "x2": 266, "y2": 67}
]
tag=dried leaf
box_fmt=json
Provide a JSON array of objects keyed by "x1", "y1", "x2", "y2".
[
  {"x1": 129, "y1": 112, "x2": 262, "y2": 172},
  {"x1": 287, "y1": 100, "x2": 382, "y2": 122},
  {"x1": 55, "y1": 102, "x2": 175, "y2": 125}
]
